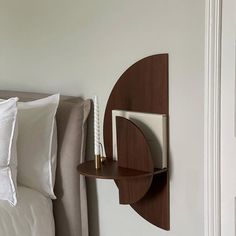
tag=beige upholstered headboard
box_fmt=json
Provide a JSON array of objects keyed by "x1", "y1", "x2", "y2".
[{"x1": 0, "y1": 90, "x2": 91, "y2": 236}]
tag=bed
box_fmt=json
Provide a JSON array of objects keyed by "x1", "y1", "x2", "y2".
[{"x1": 0, "y1": 90, "x2": 91, "y2": 236}]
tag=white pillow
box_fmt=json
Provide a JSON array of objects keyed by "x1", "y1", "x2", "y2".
[
  {"x1": 0, "y1": 98, "x2": 18, "y2": 206},
  {"x1": 17, "y1": 94, "x2": 59, "y2": 199}
]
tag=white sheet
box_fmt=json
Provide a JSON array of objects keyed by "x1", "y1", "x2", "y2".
[{"x1": 0, "y1": 186, "x2": 55, "y2": 236}]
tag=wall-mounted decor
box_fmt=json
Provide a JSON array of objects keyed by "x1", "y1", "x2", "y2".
[{"x1": 78, "y1": 54, "x2": 169, "y2": 230}]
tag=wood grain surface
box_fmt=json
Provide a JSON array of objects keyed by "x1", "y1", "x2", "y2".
[{"x1": 103, "y1": 54, "x2": 169, "y2": 230}]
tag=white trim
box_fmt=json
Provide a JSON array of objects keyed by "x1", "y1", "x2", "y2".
[{"x1": 204, "y1": 0, "x2": 222, "y2": 236}]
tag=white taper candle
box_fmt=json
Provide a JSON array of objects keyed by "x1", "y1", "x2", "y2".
[{"x1": 94, "y1": 95, "x2": 100, "y2": 155}]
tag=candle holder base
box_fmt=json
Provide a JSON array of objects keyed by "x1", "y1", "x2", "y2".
[
  {"x1": 100, "y1": 156, "x2": 106, "y2": 163},
  {"x1": 95, "y1": 155, "x2": 101, "y2": 169}
]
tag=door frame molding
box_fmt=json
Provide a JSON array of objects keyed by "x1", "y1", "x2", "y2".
[{"x1": 204, "y1": 0, "x2": 222, "y2": 235}]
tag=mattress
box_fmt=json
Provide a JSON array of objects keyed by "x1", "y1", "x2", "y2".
[{"x1": 0, "y1": 186, "x2": 55, "y2": 236}]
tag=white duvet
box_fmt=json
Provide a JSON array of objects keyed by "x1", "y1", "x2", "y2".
[{"x1": 0, "y1": 186, "x2": 55, "y2": 236}]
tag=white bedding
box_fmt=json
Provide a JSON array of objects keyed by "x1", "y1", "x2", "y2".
[{"x1": 0, "y1": 186, "x2": 55, "y2": 236}]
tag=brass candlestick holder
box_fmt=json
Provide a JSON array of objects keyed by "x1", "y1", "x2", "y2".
[
  {"x1": 95, "y1": 143, "x2": 106, "y2": 169},
  {"x1": 95, "y1": 155, "x2": 106, "y2": 169},
  {"x1": 95, "y1": 155, "x2": 101, "y2": 169}
]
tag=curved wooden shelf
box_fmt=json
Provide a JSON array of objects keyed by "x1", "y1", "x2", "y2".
[
  {"x1": 78, "y1": 160, "x2": 167, "y2": 180},
  {"x1": 83, "y1": 54, "x2": 169, "y2": 230}
]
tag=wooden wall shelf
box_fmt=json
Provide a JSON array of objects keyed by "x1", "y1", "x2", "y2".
[
  {"x1": 78, "y1": 54, "x2": 169, "y2": 230},
  {"x1": 78, "y1": 160, "x2": 167, "y2": 180}
]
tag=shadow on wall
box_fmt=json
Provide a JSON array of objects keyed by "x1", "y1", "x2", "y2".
[{"x1": 85, "y1": 107, "x2": 100, "y2": 236}]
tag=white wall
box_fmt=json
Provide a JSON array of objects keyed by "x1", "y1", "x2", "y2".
[
  {"x1": 0, "y1": 1, "x2": 205, "y2": 235},
  {"x1": 221, "y1": 0, "x2": 236, "y2": 235}
]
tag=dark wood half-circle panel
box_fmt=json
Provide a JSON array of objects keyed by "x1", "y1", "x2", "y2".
[
  {"x1": 115, "y1": 117, "x2": 153, "y2": 204},
  {"x1": 116, "y1": 117, "x2": 153, "y2": 172},
  {"x1": 104, "y1": 54, "x2": 168, "y2": 159},
  {"x1": 103, "y1": 54, "x2": 169, "y2": 230}
]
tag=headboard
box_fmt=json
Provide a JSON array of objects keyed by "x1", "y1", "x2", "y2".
[{"x1": 0, "y1": 90, "x2": 91, "y2": 236}]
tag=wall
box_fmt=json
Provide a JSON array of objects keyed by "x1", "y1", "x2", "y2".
[
  {"x1": 0, "y1": 1, "x2": 205, "y2": 235},
  {"x1": 221, "y1": 0, "x2": 236, "y2": 235}
]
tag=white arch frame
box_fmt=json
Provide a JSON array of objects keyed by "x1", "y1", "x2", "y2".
[{"x1": 204, "y1": 0, "x2": 222, "y2": 235}]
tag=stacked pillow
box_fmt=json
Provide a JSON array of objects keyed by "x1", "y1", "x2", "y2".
[
  {"x1": 0, "y1": 98, "x2": 18, "y2": 205},
  {"x1": 0, "y1": 94, "x2": 60, "y2": 205}
]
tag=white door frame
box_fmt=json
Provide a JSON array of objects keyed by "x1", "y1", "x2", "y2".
[{"x1": 204, "y1": 0, "x2": 222, "y2": 235}]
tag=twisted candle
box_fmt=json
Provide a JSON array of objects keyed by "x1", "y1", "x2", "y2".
[{"x1": 94, "y1": 96, "x2": 100, "y2": 156}]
